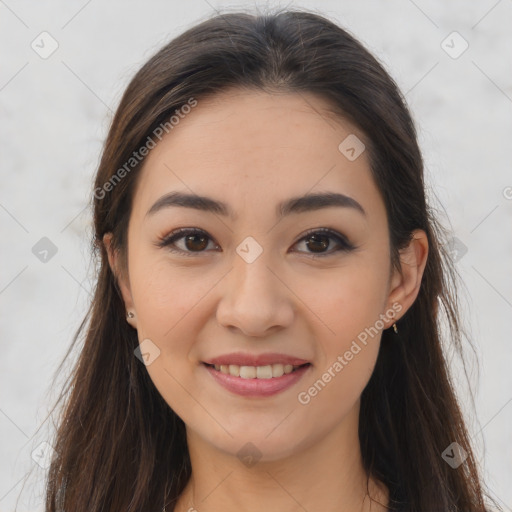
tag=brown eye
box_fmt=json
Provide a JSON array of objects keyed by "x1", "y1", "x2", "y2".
[
  {"x1": 157, "y1": 227, "x2": 355, "y2": 258},
  {"x1": 305, "y1": 233, "x2": 330, "y2": 253},
  {"x1": 183, "y1": 233, "x2": 208, "y2": 251},
  {"x1": 292, "y1": 228, "x2": 355, "y2": 257},
  {"x1": 157, "y1": 228, "x2": 218, "y2": 256}
]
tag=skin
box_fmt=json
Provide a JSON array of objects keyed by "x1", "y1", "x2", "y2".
[{"x1": 104, "y1": 89, "x2": 428, "y2": 512}]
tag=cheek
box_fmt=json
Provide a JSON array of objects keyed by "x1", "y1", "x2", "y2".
[
  {"x1": 298, "y1": 260, "x2": 387, "y2": 402},
  {"x1": 127, "y1": 248, "x2": 230, "y2": 410},
  {"x1": 294, "y1": 269, "x2": 387, "y2": 419},
  {"x1": 130, "y1": 248, "x2": 218, "y2": 339},
  {"x1": 295, "y1": 340, "x2": 380, "y2": 439},
  {"x1": 302, "y1": 257, "x2": 389, "y2": 345}
]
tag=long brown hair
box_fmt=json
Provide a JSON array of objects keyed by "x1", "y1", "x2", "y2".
[{"x1": 41, "y1": 7, "x2": 498, "y2": 511}]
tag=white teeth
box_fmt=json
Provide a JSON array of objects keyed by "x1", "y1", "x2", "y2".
[
  {"x1": 256, "y1": 365, "x2": 273, "y2": 379},
  {"x1": 239, "y1": 366, "x2": 257, "y2": 379},
  {"x1": 211, "y1": 363, "x2": 305, "y2": 378},
  {"x1": 229, "y1": 365, "x2": 240, "y2": 377},
  {"x1": 272, "y1": 364, "x2": 284, "y2": 378}
]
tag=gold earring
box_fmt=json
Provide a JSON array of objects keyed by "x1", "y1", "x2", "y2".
[
  {"x1": 127, "y1": 311, "x2": 135, "y2": 319},
  {"x1": 393, "y1": 323, "x2": 398, "y2": 334}
]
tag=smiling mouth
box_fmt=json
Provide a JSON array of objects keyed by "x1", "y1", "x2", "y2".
[{"x1": 203, "y1": 362, "x2": 311, "y2": 379}]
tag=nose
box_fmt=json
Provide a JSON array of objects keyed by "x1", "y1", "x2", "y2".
[{"x1": 216, "y1": 247, "x2": 294, "y2": 337}]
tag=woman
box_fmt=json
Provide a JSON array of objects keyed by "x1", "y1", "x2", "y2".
[{"x1": 44, "y1": 8, "x2": 498, "y2": 512}]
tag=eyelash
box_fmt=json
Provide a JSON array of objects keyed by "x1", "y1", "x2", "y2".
[{"x1": 155, "y1": 227, "x2": 356, "y2": 258}]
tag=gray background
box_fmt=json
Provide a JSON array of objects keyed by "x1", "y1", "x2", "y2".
[{"x1": 1, "y1": 1, "x2": 511, "y2": 510}]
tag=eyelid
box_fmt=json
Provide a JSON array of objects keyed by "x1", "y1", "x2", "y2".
[
  {"x1": 156, "y1": 227, "x2": 356, "y2": 256},
  {"x1": 291, "y1": 227, "x2": 356, "y2": 254},
  {"x1": 155, "y1": 227, "x2": 219, "y2": 256}
]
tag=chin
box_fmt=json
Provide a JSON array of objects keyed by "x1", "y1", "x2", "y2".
[{"x1": 191, "y1": 419, "x2": 313, "y2": 464}]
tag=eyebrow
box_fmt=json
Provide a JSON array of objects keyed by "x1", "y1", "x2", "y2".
[{"x1": 146, "y1": 191, "x2": 366, "y2": 219}]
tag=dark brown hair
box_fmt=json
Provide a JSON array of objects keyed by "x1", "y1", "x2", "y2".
[{"x1": 41, "y1": 7, "x2": 498, "y2": 511}]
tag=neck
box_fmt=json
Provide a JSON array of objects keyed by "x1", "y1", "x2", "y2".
[{"x1": 172, "y1": 405, "x2": 389, "y2": 512}]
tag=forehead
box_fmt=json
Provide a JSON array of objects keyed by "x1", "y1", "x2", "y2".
[{"x1": 131, "y1": 89, "x2": 384, "y2": 224}]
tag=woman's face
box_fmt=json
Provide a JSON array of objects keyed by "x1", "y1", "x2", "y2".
[{"x1": 115, "y1": 89, "x2": 408, "y2": 461}]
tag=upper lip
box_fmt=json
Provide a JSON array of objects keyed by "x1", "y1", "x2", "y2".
[{"x1": 203, "y1": 352, "x2": 311, "y2": 367}]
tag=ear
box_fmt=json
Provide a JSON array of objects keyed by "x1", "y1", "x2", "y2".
[
  {"x1": 103, "y1": 233, "x2": 138, "y2": 329},
  {"x1": 384, "y1": 229, "x2": 429, "y2": 327}
]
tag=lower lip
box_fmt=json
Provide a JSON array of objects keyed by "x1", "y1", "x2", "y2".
[{"x1": 203, "y1": 363, "x2": 311, "y2": 397}]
